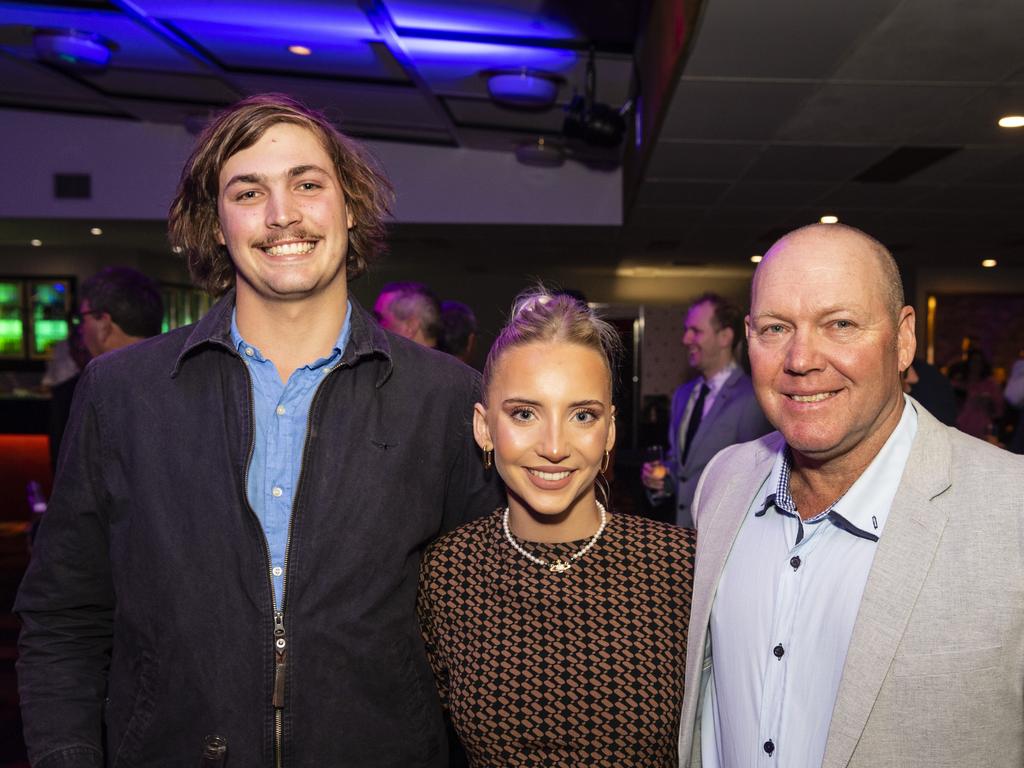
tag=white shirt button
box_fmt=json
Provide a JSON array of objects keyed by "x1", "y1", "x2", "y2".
[
  {"x1": 276, "y1": 405, "x2": 286, "y2": 416},
  {"x1": 272, "y1": 486, "x2": 283, "y2": 498},
  {"x1": 272, "y1": 566, "x2": 283, "y2": 576},
  {"x1": 244, "y1": 347, "x2": 255, "y2": 357}
]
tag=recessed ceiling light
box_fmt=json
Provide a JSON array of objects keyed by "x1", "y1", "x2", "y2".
[
  {"x1": 90, "y1": 227, "x2": 102, "y2": 236},
  {"x1": 997, "y1": 115, "x2": 1024, "y2": 128},
  {"x1": 981, "y1": 258, "x2": 998, "y2": 268},
  {"x1": 819, "y1": 215, "x2": 839, "y2": 224},
  {"x1": 30, "y1": 239, "x2": 42, "y2": 247},
  {"x1": 288, "y1": 45, "x2": 312, "y2": 56},
  {"x1": 172, "y1": 245, "x2": 183, "y2": 254},
  {"x1": 750, "y1": 254, "x2": 763, "y2": 263}
]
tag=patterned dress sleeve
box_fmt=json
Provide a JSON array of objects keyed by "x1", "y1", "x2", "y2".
[{"x1": 417, "y1": 546, "x2": 450, "y2": 710}]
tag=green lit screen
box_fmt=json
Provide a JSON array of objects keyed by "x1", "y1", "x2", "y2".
[
  {"x1": 0, "y1": 282, "x2": 24, "y2": 357},
  {"x1": 32, "y1": 281, "x2": 70, "y2": 356}
]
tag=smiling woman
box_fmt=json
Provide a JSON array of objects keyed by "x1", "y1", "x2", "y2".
[{"x1": 417, "y1": 289, "x2": 697, "y2": 767}]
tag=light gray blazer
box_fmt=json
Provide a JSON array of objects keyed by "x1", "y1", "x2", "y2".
[{"x1": 678, "y1": 398, "x2": 1024, "y2": 767}]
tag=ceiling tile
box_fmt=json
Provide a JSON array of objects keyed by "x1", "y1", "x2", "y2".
[
  {"x1": 684, "y1": 0, "x2": 900, "y2": 79},
  {"x1": 645, "y1": 141, "x2": 761, "y2": 180},
  {"x1": 718, "y1": 181, "x2": 832, "y2": 207},
  {"x1": 79, "y1": 70, "x2": 238, "y2": 103},
  {"x1": 778, "y1": 84, "x2": 979, "y2": 143},
  {"x1": 662, "y1": 80, "x2": 816, "y2": 141},
  {"x1": 231, "y1": 74, "x2": 449, "y2": 132},
  {"x1": 835, "y1": 0, "x2": 1024, "y2": 82},
  {"x1": 635, "y1": 180, "x2": 730, "y2": 207},
  {"x1": 742, "y1": 145, "x2": 890, "y2": 182},
  {"x1": 168, "y1": 20, "x2": 407, "y2": 81}
]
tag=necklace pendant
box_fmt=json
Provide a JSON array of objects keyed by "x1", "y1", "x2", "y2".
[{"x1": 549, "y1": 560, "x2": 571, "y2": 573}]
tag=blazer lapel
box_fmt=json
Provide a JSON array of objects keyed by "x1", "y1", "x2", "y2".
[{"x1": 822, "y1": 402, "x2": 953, "y2": 768}]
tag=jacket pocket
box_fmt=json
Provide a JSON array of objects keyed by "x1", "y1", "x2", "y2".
[
  {"x1": 892, "y1": 644, "x2": 1002, "y2": 677},
  {"x1": 110, "y1": 652, "x2": 160, "y2": 767},
  {"x1": 388, "y1": 635, "x2": 441, "y2": 763}
]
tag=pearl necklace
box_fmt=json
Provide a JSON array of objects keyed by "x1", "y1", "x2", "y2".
[{"x1": 502, "y1": 501, "x2": 607, "y2": 573}]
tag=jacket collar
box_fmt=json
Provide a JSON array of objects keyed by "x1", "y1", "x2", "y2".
[{"x1": 171, "y1": 288, "x2": 393, "y2": 385}]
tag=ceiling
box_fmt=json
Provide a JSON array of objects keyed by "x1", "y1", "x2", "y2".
[{"x1": 2, "y1": 0, "x2": 1023, "y2": 273}]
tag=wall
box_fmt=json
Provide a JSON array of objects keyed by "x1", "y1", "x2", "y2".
[{"x1": 0, "y1": 108, "x2": 622, "y2": 225}]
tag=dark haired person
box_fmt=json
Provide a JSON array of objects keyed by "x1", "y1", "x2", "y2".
[
  {"x1": 16, "y1": 93, "x2": 501, "y2": 767},
  {"x1": 419, "y1": 291, "x2": 696, "y2": 766},
  {"x1": 48, "y1": 266, "x2": 163, "y2": 468},
  {"x1": 641, "y1": 293, "x2": 771, "y2": 527},
  {"x1": 439, "y1": 299, "x2": 477, "y2": 363}
]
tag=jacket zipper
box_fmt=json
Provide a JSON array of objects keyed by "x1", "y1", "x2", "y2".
[{"x1": 241, "y1": 354, "x2": 346, "y2": 768}]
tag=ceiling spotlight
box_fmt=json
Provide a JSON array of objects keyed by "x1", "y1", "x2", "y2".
[
  {"x1": 981, "y1": 258, "x2": 998, "y2": 268},
  {"x1": 750, "y1": 254, "x2": 763, "y2": 263},
  {"x1": 30, "y1": 239, "x2": 42, "y2": 247},
  {"x1": 288, "y1": 45, "x2": 312, "y2": 56},
  {"x1": 34, "y1": 28, "x2": 117, "y2": 72},
  {"x1": 997, "y1": 115, "x2": 1024, "y2": 128},
  {"x1": 172, "y1": 245, "x2": 183, "y2": 254},
  {"x1": 820, "y1": 215, "x2": 839, "y2": 224},
  {"x1": 485, "y1": 68, "x2": 563, "y2": 110},
  {"x1": 90, "y1": 227, "x2": 102, "y2": 236}
]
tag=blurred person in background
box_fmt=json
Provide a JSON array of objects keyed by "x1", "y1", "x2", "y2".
[
  {"x1": 641, "y1": 293, "x2": 771, "y2": 528},
  {"x1": 374, "y1": 280, "x2": 442, "y2": 348},
  {"x1": 49, "y1": 266, "x2": 163, "y2": 469},
  {"x1": 439, "y1": 299, "x2": 477, "y2": 364},
  {"x1": 954, "y1": 348, "x2": 1004, "y2": 441}
]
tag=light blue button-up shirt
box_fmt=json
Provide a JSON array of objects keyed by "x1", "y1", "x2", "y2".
[
  {"x1": 703, "y1": 397, "x2": 918, "y2": 767},
  {"x1": 231, "y1": 303, "x2": 352, "y2": 610}
]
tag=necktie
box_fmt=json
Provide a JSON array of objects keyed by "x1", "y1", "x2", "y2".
[{"x1": 681, "y1": 382, "x2": 710, "y2": 466}]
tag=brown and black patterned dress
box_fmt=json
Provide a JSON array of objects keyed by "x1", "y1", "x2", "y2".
[{"x1": 418, "y1": 510, "x2": 696, "y2": 767}]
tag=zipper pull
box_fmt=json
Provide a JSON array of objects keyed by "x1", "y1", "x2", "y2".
[{"x1": 273, "y1": 612, "x2": 287, "y2": 709}]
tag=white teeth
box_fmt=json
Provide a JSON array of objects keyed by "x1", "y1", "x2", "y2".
[
  {"x1": 791, "y1": 392, "x2": 836, "y2": 403},
  {"x1": 529, "y1": 469, "x2": 571, "y2": 481},
  {"x1": 264, "y1": 241, "x2": 315, "y2": 256}
]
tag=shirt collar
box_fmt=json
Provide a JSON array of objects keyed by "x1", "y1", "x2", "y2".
[
  {"x1": 703, "y1": 361, "x2": 738, "y2": 396},
  {"x1": 230, "y1": 301, "x2": 352, "y2": 369},
  {"x1": 756, "y1": 396, "x2": 918, "y2": 543}
]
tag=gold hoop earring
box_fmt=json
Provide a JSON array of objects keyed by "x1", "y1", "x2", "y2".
[
  {"x1": 483, "y1": 447, "x2": 494, "y2": 470},
  {"x1": 600, "y1": 450, "x2": 610, "y2": 474}
]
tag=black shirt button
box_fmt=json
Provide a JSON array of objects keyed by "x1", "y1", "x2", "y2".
[
  {"x1": 773, "y1": 643, "x2": 785, "y2": 659},
  {"x1": 764, "y1": 739, "x2": 775, "y2": 755},
  {"x1": 790, "y1": 556, "x2": 801, "y2": 570}
]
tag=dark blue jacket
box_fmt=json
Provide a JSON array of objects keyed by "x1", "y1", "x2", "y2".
[{"x1": 16, "y1": 293, "x2": 503, "y2": 767}]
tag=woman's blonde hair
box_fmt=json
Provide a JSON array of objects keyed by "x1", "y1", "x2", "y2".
[{"x1": 481, "y1": 288, "x2": 623, "y2": 404}]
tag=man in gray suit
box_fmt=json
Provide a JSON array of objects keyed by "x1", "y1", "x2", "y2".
[
  {"x1": 678, "y1": 223, "x2": 1024, "y2": 767},
  {"x1": 642, "y1": 293, "x2": 771, "y2": 528}
]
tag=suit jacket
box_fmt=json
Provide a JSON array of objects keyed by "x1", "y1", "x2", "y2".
[
  {"x1": 677, "y1": 398, "x2": 1024, "y2": 767},
  {"x1": 665, "y1": 367, "x2": 771, "y2": 528}
]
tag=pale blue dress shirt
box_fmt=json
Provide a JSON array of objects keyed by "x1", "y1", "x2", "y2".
[
  {"x1": 231, "y1": 303, "x2": 351, "y2": 609},
  {"x1": 703, "y1": 397, "x2": 918, "y2": 767}
]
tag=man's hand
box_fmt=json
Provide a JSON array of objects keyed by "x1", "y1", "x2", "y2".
[{"x1": 641, "y1": 461, "x2": 668, "y2": 492}]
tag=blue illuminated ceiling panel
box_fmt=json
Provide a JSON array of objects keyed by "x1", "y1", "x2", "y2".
[
  {"x1": 166, "y1": 19, "x2": 407, "y2": 81},
  {"x1": 0, "y1": 2, "x2": 202, "y2": 71},
  {"x1": 384, "y1": 0, "x2": 577, "y2": 41},
  {"x1": 135, "y1": 0, "x2": 374, "y2": 36}
]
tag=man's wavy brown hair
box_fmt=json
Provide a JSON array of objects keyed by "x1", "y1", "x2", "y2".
[{"x1": 168, "y1": 93, "x2": 393, "y2": 297}]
